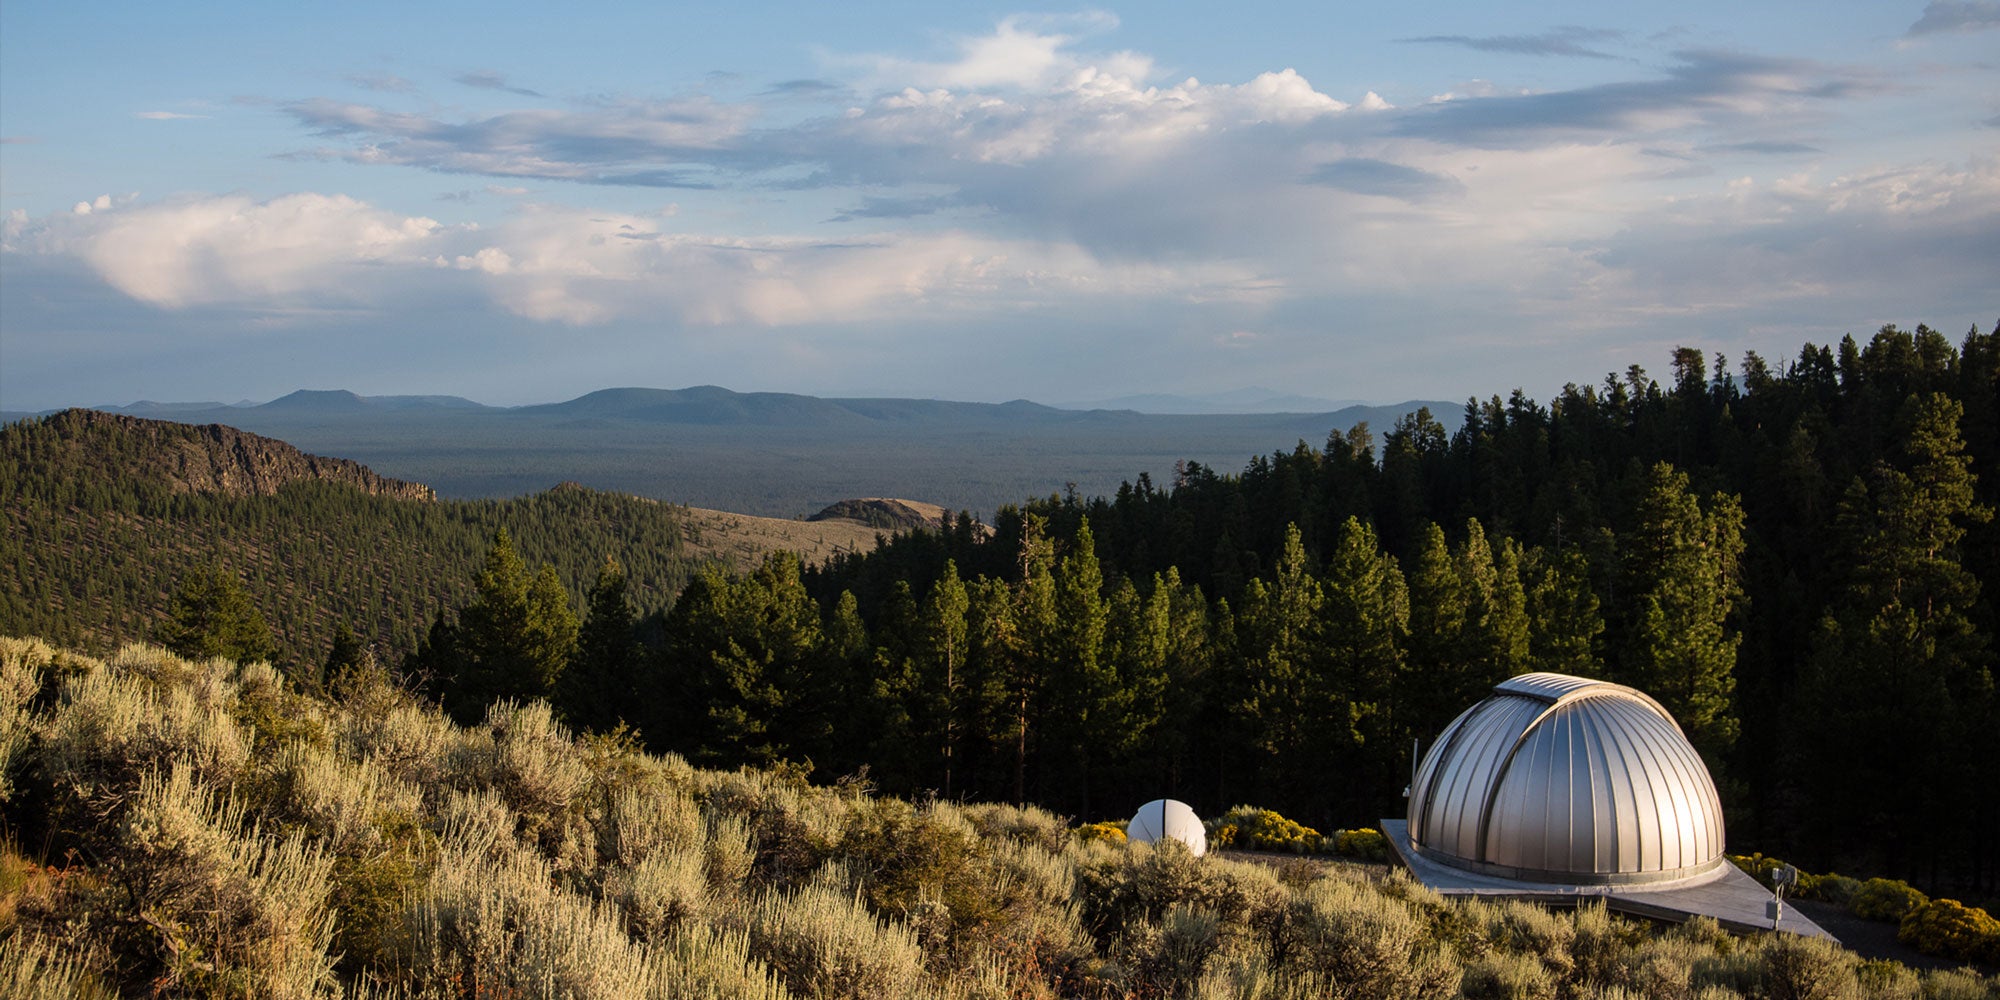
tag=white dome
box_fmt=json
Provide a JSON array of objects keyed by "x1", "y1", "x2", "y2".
[
  {"x1": 1406, "y1": 672, "x2": 1725, "y2": 885},
  {"x1": 1128, "y1": 799, "x2": 1207, "y2": 857}
]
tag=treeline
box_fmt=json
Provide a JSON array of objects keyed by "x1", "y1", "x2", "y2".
[
  {"x1": 773, "y1": 323, "x2": 1991, "y2": 894},
  {"x1": 0, "y1": 411, "x2": 707, "y2": 660}
]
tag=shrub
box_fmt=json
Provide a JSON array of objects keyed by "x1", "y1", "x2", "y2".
[
  {"x1": 1800, "y1": 874, "x2": 1861, "y2": 907},
  {"x1": 112, "y1": 765, "x2": 337, "y2": 998},
  {"x1": 748, "y1": 877, "x2": 926, "y2": 1000},
  {"x1": 404, "y1": 834, "x2": 659, "y2": 999},
  {"x1": 1755, "y1": 932, "x2": 1863, "y2": 1000},
  {"x1": 1896, "y1": 898, "x2": 2000, "y2": 964},
  {"x1": 0, "y1": 933, "x2": 115, "y2": 1000},
  {"x1": 1333, "y1": 827, "x2": 1391, "y2": 862},
  {"x1": 1076, "y1": 821, "x2": 1127, "y2": 845},
  {"x1": 1205, "y1": 805, "x2": 1325, "y2": 854},
  {"x1": 1851, "y1": 878, "x2": 1929, "y2": 923},
  {"x1": 1278, "y1": 875, "x2": 1459, "y2": 999},
  {"x1": 1461, "y1": 949, "x2": 1558, "y2": 1000}
]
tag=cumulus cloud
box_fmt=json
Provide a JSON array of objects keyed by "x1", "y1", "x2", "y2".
[
  {"x1": 1400, "y1": 27, "x2": 1624, "y2": 60},
  {"x1": 1906, "y1": 1, "x2": 2000, "y2": 36},
  {"x1": 7, "y1": 193, "x2": 444, "y2": 308},
  {"x1": 3, "y1": 190, "x2": 1272, "y2": 329}
]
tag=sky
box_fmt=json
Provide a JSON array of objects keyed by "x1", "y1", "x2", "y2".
[{"x1": 2, "y1": 1, "x2": 1996, "y2": 411}]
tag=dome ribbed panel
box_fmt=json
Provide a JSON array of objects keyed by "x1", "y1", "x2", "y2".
[{"x1": 1406, "y1": 673, "x2": 1726, "y2": 884}]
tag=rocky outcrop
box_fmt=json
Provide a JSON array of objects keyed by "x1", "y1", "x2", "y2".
[
  {"x1": 39, "y1": 409, "x2": 435, "y2": 501},
  {"x1": 807, "y1": 497, "x2": 957, "y2": 533}
]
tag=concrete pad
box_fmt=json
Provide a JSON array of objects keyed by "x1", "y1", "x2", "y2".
[{"x1": 1380, "y1": 819, "x2": 1836, "y2": 942}]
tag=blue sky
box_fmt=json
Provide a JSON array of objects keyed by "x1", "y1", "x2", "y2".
[{"x1": 2, "y1": 1, "x2": 1995, "y2": 410}]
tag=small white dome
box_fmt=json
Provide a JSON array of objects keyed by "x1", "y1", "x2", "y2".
[{"x1": 1128, "y1": 799, "x2": 1207, "y2": 856}]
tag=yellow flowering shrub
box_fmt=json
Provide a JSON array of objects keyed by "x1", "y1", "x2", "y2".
[
  {"x1": 1897, "y1": 898, "x2": 2000, "y2": 964},
  {"x1": 1076, "y1": 821, "x2": 1128, "y2": 844},
  {"x1": 1204, "y1": 806, "x2": 1324, "y2": 854}
]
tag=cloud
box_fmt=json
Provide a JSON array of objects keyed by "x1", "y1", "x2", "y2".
[
  {"x1": 1707, "y1": 140, "x2": 1823, "y2": 155},
  {"x1": 1400, "y1": 26, "x2": 1624, "y2": 60},
  {"x1": 1906, "y1": 1, "x2": 2000, "y2": 36},
  {"x1": 284, "y1": 96, "x2": 753, "y2": 185},
  {"x1": 828, "y1": 193, "x2": 964, "y2": 221},
  {"x1": 346, "y1": 72, "x2": 417, "y2": 93},
  {"x1": 1560, "y1": 156, "x2": 2000, "y2": 321},
  {"x1": 135, "y1": 111, "x2": 209, "y2": 120},
  {"x1": 1305, "y1": 158, "x2": 1464, "y2": 200},
  {"x1": 1395, "y1": 50, "x2": 1878, "y2": 148},
  {"x1": 762, "y1": 79, "x2": 846, "y2": 98},
  {"x1": 455, "y1": 71, "x2": 545, "y2": 98},
  {"x1": 6, "y1": 192, "x2": 444, "y2": 309},
  {"x1": 3, "y1": 190, "x2": 1269, "y2": 329}
]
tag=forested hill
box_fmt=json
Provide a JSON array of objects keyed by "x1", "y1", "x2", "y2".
[
  {"x1": 0, "y1": 412, "x2": 707, "y2": 663},
  {"x1": 15, "y1": 408, "x2": 436, "y2": 501}
]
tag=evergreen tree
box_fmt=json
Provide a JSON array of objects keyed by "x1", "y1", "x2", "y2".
[
  {"x1": 445, "y1": 529, "x2": 580, "y2": 724},
  {"x1": 924, "y1": 561, "x2": 971, "y2": 797},
  {"x1": 158, "y1": 563, "x2": 276, "y2": 665},
  {"x1": 1796, "y1": 393, "x2": 1992, "y2": 875},
  {"x1": 1523, "y1": 546, "x2": 1603, "y2": 674},
  {"x1": 559, "y1": 556, "x2": 641, "y2": 734},
  {"x1": 1320, "y1": 517, "x2": 1408, "y2": 822},
  {"x1": 1617, "y1": 463, "x2": 1746, "y2": 765}
]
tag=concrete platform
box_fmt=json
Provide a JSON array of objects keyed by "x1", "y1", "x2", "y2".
[{"x1": 1380, "y1": 820, "x2": 1836, "y2": 941}]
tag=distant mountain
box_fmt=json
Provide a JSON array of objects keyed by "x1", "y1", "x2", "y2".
[
  {"x1": 9, "y1": 386, "x2": 1461, "y2": 517},
  {"x1": 1054, "y1": 388, "x2": 1371, "y2": 414}
]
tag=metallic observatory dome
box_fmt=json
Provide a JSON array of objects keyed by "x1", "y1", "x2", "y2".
[{"x1": 1406, "y1": 672, "x2": 1725, "y2": 885}]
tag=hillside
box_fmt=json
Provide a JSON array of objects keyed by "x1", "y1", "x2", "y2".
[
  {"x1": 5, "y1": 386, "x2": 1460, "y2": 517},
  {"x1": 5, "y1": 636, "x2": 1994, "y2": 997},
  {"x1": 0, "y1": 412, "x2": 933, "y2": 663}
]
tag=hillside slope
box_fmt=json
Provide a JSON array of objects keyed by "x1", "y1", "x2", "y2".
[{"x1": 0, "y1": 412, "x2": 933, "y2": 663}]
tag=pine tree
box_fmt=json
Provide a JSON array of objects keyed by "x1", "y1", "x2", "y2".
[
  {"x1": 445, "y1": 529, "x2": 580, "y2": 724},
  {"x1": 924, "y1": 561, "x2": 971, "y2": 797},
  {"x1": 559, "y1": 556, "x2": 641, "y2": 734},
  {"x1": 158, "y1": 563, "x2": 276, "y2": 665},
  {"x1": 1617, "y1": 462, "x2": 1745, "y2": 765}
]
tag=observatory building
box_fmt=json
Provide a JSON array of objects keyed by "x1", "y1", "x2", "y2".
[
  {"x1": 1382, "y1": 672, "x2": 1832, "y2": 939},
  {"x1": 1128, "y1": 799, "x2": 1207, "y2": 856}
]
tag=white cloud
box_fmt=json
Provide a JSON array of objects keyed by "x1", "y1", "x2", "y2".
[
  {"x1": 11, "y1": 193, "x2": 444, "y2": 308},
  {"x1": 5, "y1": 191, "x2": 1273, "y2": 328}
]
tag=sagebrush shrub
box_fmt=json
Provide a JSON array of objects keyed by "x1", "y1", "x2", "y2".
[
  {"x1": 1277, "y1": 873, "x2": 1459, "y2": 999},
  {"x1": 405, "y1": 833, "x2": 658, "y2": 999},
  {"x1": 114, "y1": 765, "x2": 337, "y2": 998},
  {"x1": 1755, "y1": 932, "x2": 1864, "y2": 1000},
  {"x1": 0, "y1": 932, "x2": 116, "y2": 1000},
  {"x1": 40, "y1": 661, "x2": 249, "y2": 819},
  {"x1": 748, "y1": 877, "x2": 926, "y2": 1000}
]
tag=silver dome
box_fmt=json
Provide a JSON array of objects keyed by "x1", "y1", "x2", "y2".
[{"x1": 1406, "y1": 672, "x2": 1725, "y2": 885}]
